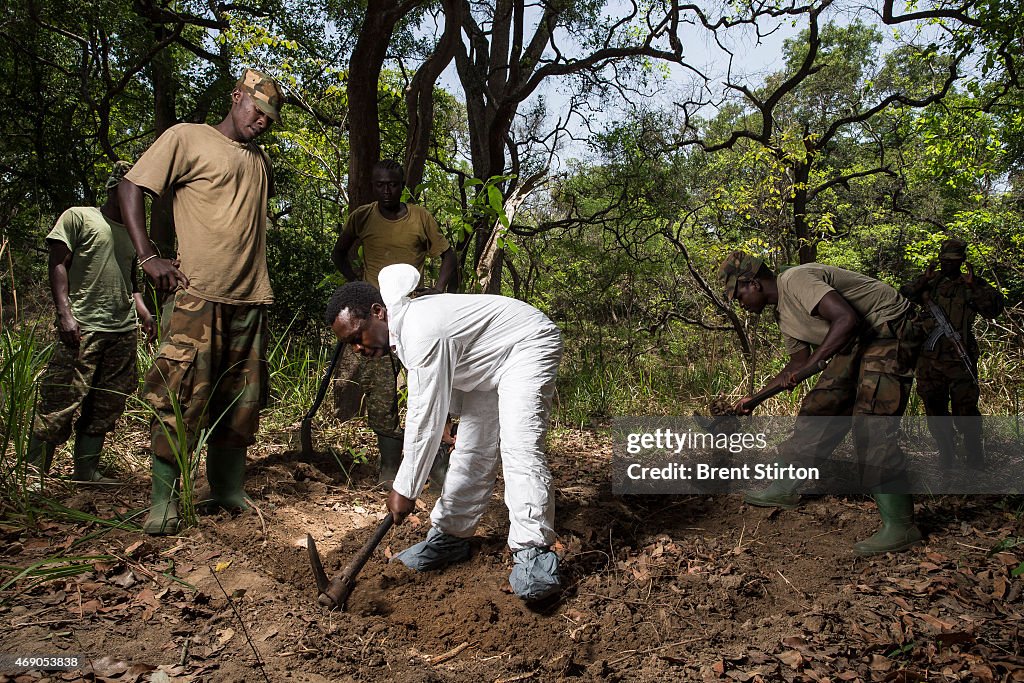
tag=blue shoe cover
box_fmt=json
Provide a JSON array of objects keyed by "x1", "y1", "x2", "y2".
[
  {"x1": 392, "y1": 527, "x2": 470, "y2": 571},
  {"x1": 509, "y1": 547, "x2": 561, "y2": 601}
]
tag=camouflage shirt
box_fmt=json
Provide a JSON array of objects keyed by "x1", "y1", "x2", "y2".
[{"x1": 899, "y1": 272, "x2": 1003, "y2": 358}]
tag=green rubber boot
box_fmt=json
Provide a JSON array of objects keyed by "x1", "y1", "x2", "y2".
[
  {"x1": 743, "y1": 477, "x2": 801, "y2": 510},
  {"x1": 852, "y1": 494, "x2": 923, "y2": 556},
  {"x1": 376, "y1": 433, "x2": 404, "y2": 488},
  {"x1": 72, "y1": 433, "x2": 120, "y2": 485},
  {"x1": 143, "y1": 456, "x2": 181, "y2": 535},
  {"x1": 201, "y1": 446, "x2": 251, "y2": 512},
  {"x1": 26, "y1": 434, "x2": 57, "y2": 475}
]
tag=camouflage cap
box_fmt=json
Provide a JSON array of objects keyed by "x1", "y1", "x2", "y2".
[
  {"x1": 938, "y1": 238, "x2": 967, "y2": 261},
  {"x1": 235, "y1": 68, "x2": 283, "y2": 122},
  {"x1": 104, "y1": 160, "x2": 133, "y2": 190},
  {"x1": 718, "y1": 251, "x2": 765, "y2": 302}
]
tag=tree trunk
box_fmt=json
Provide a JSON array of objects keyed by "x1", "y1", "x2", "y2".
[
  {"x1": 348, "y1": 1, "x2": 422, "y2": 209},
  {"x1": 404, "y1": 0, "x2": 462, "y2": 191},
  {"x1": 792, "y1": 161, "x2": 816, "y2": 263}
]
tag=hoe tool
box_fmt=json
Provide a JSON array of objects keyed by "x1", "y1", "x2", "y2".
[
  {"x1": 307, "y1": 514, "x2": 395, "y2": 609},
  {"x1": 704, "y1": 359, "x2": 828, "y2": 431},
  {"x1": 300, "y1": 342, "x2": 344, "y2": 457}
]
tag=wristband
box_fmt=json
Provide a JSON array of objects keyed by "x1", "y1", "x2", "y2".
[{"x1": 139, "y1": 254, "x2": 159, "y2": 266}]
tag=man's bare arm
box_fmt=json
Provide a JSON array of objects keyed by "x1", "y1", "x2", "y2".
[
  {"x1": 117, "y1": 180, "x2": 188, "y2": 292},
  {"x1": 435, "y1": 247, "x2": 457, "y2": 293},
  {"x1": 47, "y1": 240, "x2": 80, "y2": 348},
  {"x1": 331, "y1": 227, "x2": 360, "y2": 282}
]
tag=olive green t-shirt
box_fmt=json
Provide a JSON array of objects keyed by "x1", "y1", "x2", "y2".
[
  {"x1": 46, "y1": 207, "x2": 137, "y2": 333},
  {"x1": 346, "y1": 202, "x2": 450, "y2": 289},
  {"x1": 777, "y1": 264, "x2": 910, "y2": 355},
  {"x1": 124, "y1": 123, "x2": 274, "y2": 305}
]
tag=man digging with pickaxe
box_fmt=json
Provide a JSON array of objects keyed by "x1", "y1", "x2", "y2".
[
  {"x1": 324, "y1": 263, "x2": 564, "y2": 602},
  {"x1": 719, "y1": 251, "x2": 926, "y2": 556}
]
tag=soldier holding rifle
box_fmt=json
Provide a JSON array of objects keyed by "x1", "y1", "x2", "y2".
[{"x1": 899, "y1": 238, "x2": 1004, "y2": 469}]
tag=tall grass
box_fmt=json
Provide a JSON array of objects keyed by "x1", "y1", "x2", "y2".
[{"x1": 0, "y1": 324, "x2": 53, "y2": 517}]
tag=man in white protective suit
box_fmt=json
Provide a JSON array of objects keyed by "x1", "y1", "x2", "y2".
[{"x1": 324, "y1": 263, "x2": 564, "y2": 602}]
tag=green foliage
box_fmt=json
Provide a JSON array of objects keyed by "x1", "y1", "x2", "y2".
[{"x1": 0, "y1": 324, "x2": 52, "y2": 515}]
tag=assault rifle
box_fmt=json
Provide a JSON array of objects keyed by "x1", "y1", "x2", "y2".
[{"x1": 922, "y1": 292, "x2": 978, "y2": 385}]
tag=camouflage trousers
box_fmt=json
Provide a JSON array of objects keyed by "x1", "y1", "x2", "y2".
[
  {"x1": 332, "y1": 345, "x2": 401, "y2": 438},
  {"x1": 916, "y1": 352, "x2": 980, "y2": 416},
  {"x1": 143, "y1": 291, "x2": 268, "y2": 462},
  {"x1": 32, "y1": 329, "x2": 138, "y2": 444},
  {"x1": 781, "y1": 313, "x2": 922, "y2": 489},
  {"x1": 916, "y1": 352, "x2": 982, "y2": 463}
]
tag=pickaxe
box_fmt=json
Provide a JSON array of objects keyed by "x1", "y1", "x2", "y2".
[{"x1": 307, "y1": 515, "x2": 394, "y2": 610}]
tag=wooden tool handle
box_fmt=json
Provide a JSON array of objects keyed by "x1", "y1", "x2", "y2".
[
  {"x1": 744, "y1": 359, "x2": 827, "y2": 412},
  {"x1": 319, "y1": 515, "x2": 395, "y2": 608}
]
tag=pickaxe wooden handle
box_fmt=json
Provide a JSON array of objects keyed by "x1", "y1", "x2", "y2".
[{"x1": 307, "y1": 515, "x2": 395, "y2": 610}]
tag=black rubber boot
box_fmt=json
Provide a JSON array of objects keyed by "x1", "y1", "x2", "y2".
[
  {"x1": 143, "y1": 456, "x2": 181, "y2": 535},
  {"x1": 927, "y1": 415, "x2": 957, "y2": 469},
  {"x1": 958, "y1": 416, "x2": 985, "y2": 469},
  {"x1": 376, "y1": 433, "x2": 404, "y2": 487},
  {"x1": 72, "y1": 433, "x2": 120, "y2": 485},
  {"x1": 26, "y1": 434, "x2": 57, "y2": 475},
  {"x1": 201, "y1": 446, "x2": 251, "y2": 511},
  {"x1": 852, "y1": 494, "x2": 923, "y2": 556}
]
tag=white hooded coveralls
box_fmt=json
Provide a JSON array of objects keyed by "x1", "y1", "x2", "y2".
[{"x1": 380, "y1": 264, "x2": 563, "y2": 550}]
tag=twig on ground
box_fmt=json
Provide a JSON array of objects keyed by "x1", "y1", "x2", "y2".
[
  {"x1": 250, "y1": 502, "x2": 268, "y2": 546},
  {"x1": 427, "y1": 641, "x2": 471, "y2": 664},
  {"x1": 608, "y1": 636, "x2": 709, "y2": 665},
  {"x1": 179, "y1": 637, "x2": 190, "y2": 667},
  {"x1": 494, "y1": 671, "x2": 538, "y2": 683},
  {"x1": 209, "y1": 565, "x2": 271, "y2": 683}
]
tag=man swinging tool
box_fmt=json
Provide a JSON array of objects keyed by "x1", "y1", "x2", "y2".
[
  {"x1": 325, "y1": 264, "x2": 563, "y2": 602},
  {"x1": 899, "y1": 238, "x2": 1003, "y2": 469},
  {"x1": 719, "y1": 251, "x2": 925, "y2": 556}
]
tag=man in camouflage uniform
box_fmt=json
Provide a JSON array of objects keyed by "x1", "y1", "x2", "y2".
[
  {"x1": 118, "y1": 69, "x2": 284, "y2": 534},
  {"x1": 28, "y1": 161, "x2": 156, "y2": 485},
  {"x1": 331, "y1": 159, "x2": 456, "y2": 487},
  {"x1": 899, "y1": 238, "x2": 1004, "y2": 468},
  {"x1": 720, "y1": 252, "x2": 924, "y2": 556}
]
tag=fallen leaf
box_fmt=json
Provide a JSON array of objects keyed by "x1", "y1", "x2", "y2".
[
  {"x1": 935, "y1": 632, "x2": 975, "y2": 648},
  {"x1": 868, "y1": 654, "x2": 892, "y2": 671},
  {"x1": 214, "y1": 560, "x2": 232, "y2": 573},
  {"x1": 111, "y1": 569, "x2": 137, "y2": 589},
  {"x1": 777, "y1": 650, "x2": 803, "y2": 669},
  {"x1": 90, "y1": 656, "x2": 129, "y2": 677},
  {"x1": 124, "y1": 663, "x2": 157, "y2": 683},
  {"x1": 918, "y1": 613, "x2": 956, "y2": 631}
]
